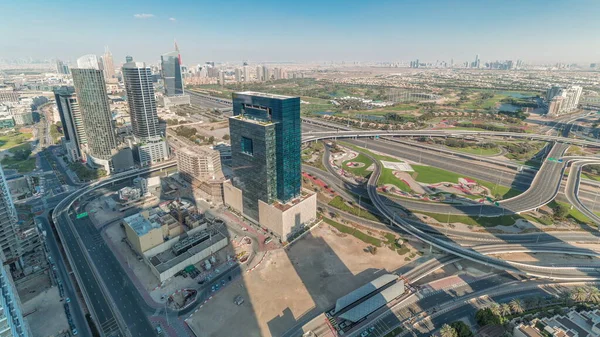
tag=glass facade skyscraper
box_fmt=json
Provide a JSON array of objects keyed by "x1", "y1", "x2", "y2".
[
  {"x1": 229, "y1": 92, "x2": 301, "y2": 220},
  {"x1": 160, "y1": 51, "x2": 184, "y2": 96},
  {"x1": 71, "y1": 55, "x2": 117, "y2": 161},
  {"x1": 54, "y1": 86, "x2": 87, "y2": 162}
]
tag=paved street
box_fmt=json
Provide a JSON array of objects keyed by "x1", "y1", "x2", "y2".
[{"x1": 39, "y1": 216, "x2": 92, "y2": 337}]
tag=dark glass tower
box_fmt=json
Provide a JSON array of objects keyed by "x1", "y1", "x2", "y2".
[
  {"x1": 160, "y1": 51, "x2": 184, "y2": 96},
  {"x1": 229, "y1": 92, "x2": 301, "y2": 220}
]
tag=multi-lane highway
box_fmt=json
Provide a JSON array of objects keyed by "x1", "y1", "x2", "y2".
[
  {"x1": 40, "y1": 216, "x2": 92, "y2": 337},
  {"x1": 565, "y1": 160, "x2": 600, "y2": 225}
]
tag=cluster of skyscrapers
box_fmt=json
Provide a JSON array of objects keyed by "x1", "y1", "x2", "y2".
[
  {"x1": 55, "y1": 51, "x2": 174, "y2": 172},
  {"x1": 546, "y1": 85, "x2": 583, "y2": 116}
]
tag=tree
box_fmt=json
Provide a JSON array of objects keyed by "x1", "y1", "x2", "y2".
[
  {"x1": 510, "y1": 299, "x2": 524, "y2": 314},
  {"x1": 587, "y1": 287, "x2": 600, "y2": 304},
  {"x1": 552, "y1": 203, "x2": 569, "y2": 219},
  {"x1": 500, "y1": 303, "x2": 511, "y2": 316},
  {"x1": 222, "y1": 134, "x2": 230, "y2": 140},
  {"x1": 208, "y1": 136, "x2": 215, "y2": 144},
  {"x1": 489, "y1": 303, "x2": 501, "y2": 317},
  {"x1": 450, "y1": 321, "x2": 473, "y2": 337},
  {"x1": 439, "y1": 324, "x2": 458, "y2": 337},
  {"x1": 475, "y1": 308, "x2": 502, "y2": 326},
  {"x1": 571, "y1": 287, "x2": 588, "y2": 303}
]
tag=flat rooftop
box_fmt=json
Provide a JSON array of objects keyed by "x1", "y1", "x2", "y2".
[
  {"x1": 150, "y1": 230, "x2": 227, "y2": 273},
  {"x1": 124, "y1": 213, "x2": 161, "y2": 236},
  {"x1": 235, "y1": 91, "x2": 296, "y2": 100}
]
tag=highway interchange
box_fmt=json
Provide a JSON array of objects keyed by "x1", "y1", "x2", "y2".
[{"x1": 41, "y1": 103, "x2": 600, "y2": 337}]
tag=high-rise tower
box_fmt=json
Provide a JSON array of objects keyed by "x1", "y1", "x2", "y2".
[
  {"x1": 54, "y1": 86, "x2": 87, "y2": 162},
  {"x1": 224, "y1": 91, "x2": 315, "y2": 240},
  {"x1": 160, "y1": 51, "x2": 184, "y2": 96},
  {"x1": 122, "y1": 60, "x2": 169, "y2": 166},
  {"x1": 228, "y1": 92, "x2": 301, "y2": 219},
  {"x1": 102, "y1": 46, "x2": 115, "y2": 80},
  {"x1": 71, "y1": 54, "x2": 118, "y2": 165},
  {"x1": 0, "y1": 164, "x2": 20, "y2": 263}
]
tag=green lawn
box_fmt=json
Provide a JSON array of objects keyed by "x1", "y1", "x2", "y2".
[
  {"x1": 1, "y1": 156, "x2": 36, "y2": 173},
  {"x1": 379, "y1": 168, "x2": 412, "y2": 192},
  {"x1": 0, "y1": 132, "x2": 32, "y2": 150},
  {"x1": 410, "y1": 164, "x2": 521, "y2": 199},
  {"x1": 417, "y1": 211, "x2": 522, "y2": 227},
  {"x1": 411, "y1": 165, "x2": 464, "y2": 184},
  {"x1": 548, "y1": 201, "x2": 595, "y2": 226},
  {"x1": 582, "y1": 173, "x2": 600, "y2": 182},
  {"x1": 459, "y1": 94, "x2": 504, "y2": 110},
  {"x1": 342, "y1": 153, "x2": 373, "y2": 177},
  {"x1": 322, "y1": 217, "x2": 382, "y2": 246},
  {"x1": 328, "y1": 196, "x2": 379, "y2": 221}
]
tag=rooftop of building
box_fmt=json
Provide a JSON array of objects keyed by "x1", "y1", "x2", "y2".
[
  {"x1": 177, "y1": 145, "x2": 218, "y2": 157},
  {"x1": 122, "y1": 61, "x2": 148, "y2": 69},
  {"x1": 235, "y1": 91, "x2": 296, "y2": 100},
  {"x1": 515, "y1": 324, "x2": 544, "y2": 337},
  {"x1": 149, "y1": 229, "x2": 227, "y2": 273},
  {"x1": 272, "y1": 190, "x2": 315, "y2": 212},
  {"x1": 124, "y1": 212, "x2": 161, "y2": 236}
]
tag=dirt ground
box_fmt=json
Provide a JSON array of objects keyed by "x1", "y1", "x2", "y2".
[
  {"x1": 22, "y1": 286, "x2": 70, "y2": 337},
  {"x1": 16, "y1": 272, "x2": 51, "y2": 303},
  {"x1": 187, "y1": 222, "x2": 413, "y2": 337}
]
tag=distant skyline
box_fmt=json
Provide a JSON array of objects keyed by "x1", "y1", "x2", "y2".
[{"x1": 1, "y1": 0, "x2": 600, "y2": 65}]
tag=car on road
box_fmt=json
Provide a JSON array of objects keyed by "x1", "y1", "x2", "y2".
[
  {"x1": 156, "y1": 326, "x2": 163, "y2": 335},
  {"x1": 234, "y1": 295, "x2": 244, "y2": 306},
  {"x1": 72, "y1": 329, "x2": 78, "y2": 335},
  {"x1": 65, "y1": 297, "x2": 71, "y2": 303}
]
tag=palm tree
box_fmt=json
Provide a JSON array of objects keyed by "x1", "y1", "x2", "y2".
[
  {"x1": 587, "y1": 287, "x2": 600, "y2": 304},
  {"x1": 489, "y1": 303, "x2": 501, "y2": 317},
  {"x1": 571, "y1": 287, "x2": 588, "y2": 303},
  {"x1": 510, "y1": 299, "x2": 524, "y2": 314},
  {"x1": 500, "y1": 303, "x2": 511, "y2": 316},
  {"x1": 439, "y1": 324, "x2": 458, "y2": 337}
]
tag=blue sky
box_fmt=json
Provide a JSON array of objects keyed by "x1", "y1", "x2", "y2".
[{"x1": 1, "y1": 0, "x2": 599, "y2": 65}]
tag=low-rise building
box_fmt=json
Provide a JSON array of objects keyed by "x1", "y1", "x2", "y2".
[
  {"x1": 176, "y1": 145, "x2": 225, "y2": 203},
  {"x1": 161, "y1": 94, "x2": 191, "y2": 108},
  {"x1": 224, "y1": 182, "x2": 317, "y2": 241}
]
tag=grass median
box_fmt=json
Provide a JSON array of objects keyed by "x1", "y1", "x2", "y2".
[
  {"x1": 322, "y1": 217, "x2": 382, "y2": 247},
  {"x1": 342, "y1": 153, "x2": 373, "y2": 177},
  {"x1": 328, "y1": 196, "x2": 379, "y2": 221}
]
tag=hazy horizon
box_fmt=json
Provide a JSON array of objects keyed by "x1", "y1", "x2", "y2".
[{"x1": 2, "y1": 0, "x2": 599, "y2": 65}]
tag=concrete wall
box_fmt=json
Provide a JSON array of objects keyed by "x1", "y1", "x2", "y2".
[
  {"x1": 124, "y1": 224, "x2": 163, "y2": 255},
  {"x1": 258, "y1": 200, "x2": 283, "y2": 237},
  {"x1": 258, "y1": 192, "x2": 317, "y2": 240},
  {"x1": 223, "y1": 180, "x2": 243, "y2": 214},
  {"x1": 149, "y1": 237, "x2": 228, "y2": 282}
]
